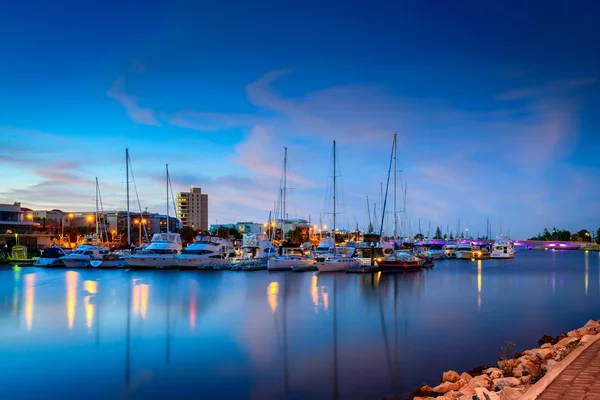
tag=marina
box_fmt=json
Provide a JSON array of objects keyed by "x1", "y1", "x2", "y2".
[{"x1": 1, "y1": 249, "x2": 599, "y2": 399}]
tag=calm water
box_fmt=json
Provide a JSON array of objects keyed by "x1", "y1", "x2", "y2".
[{"x1": 1, "y1": 250, "x2": 599, "y2": 400}]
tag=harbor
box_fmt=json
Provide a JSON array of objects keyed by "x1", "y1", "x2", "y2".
[{"x1": 1, "y1": 249, "x2": 599, "y2": 399}]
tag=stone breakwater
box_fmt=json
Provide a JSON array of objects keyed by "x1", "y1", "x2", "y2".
[{"x1": 408, "y1": 319, "x2": 600, "y2": 400}]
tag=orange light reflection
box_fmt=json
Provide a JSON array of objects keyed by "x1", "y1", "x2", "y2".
[
  {"x1": 25, "y1": 274, "x2": 35, "y2": 331},
  {"x1": 267, "y1": 282, "x2": 279, "y2": 314},
  {"x1": 66, "y1": 271, "x2": 78, "y2": 330}
]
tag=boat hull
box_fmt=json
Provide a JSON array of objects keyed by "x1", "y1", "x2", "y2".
[
  {"x1": 34, "y1": 258, "x2": 64, "y2": 267},
  {"x1": 60, "y1": 256, "x2": 92, "y2": 268},
  {"x1": 317, "y1": 258, "x2": 360, "y2": 272},
  {"x1": 267, "y1": 257, "x2": 316, "y2": 271},
  {"x1": 455, "y1": 251, "x2": 473, "y2": 260},
  {"x1": 124, "y1": 255, "x2": 179, "y2": 269},
  {"x1": 376, "y1": 260, "x2": 423, "y2": 272},
  {"x1": 91, "y1": 258, "x2": 127, "y2": 268},
  {"x1": 491, "y1": 251, "x2": 515, "y2": 259},
  {"x1": 176, "y1": 257, "x2": 220, "y2": 269}
]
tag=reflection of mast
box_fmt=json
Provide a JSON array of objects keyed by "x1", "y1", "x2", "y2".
[
  {"x1": 377, "y1": 279, "x2": 396, "y2": 397},
  {"x1": 125, "y1": 278, "x2": 132, "y2": 389},
  {"x1": 166, "y1": 279, "x2": 171, "y2": 365},
  {"x1": 283, "y1": 274, "x2": 289, "y2": 395},
  {"x1": 333, "y1": 274, "x2": 339, "y2": 400}
]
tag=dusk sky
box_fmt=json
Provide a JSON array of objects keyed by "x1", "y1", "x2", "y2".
[{"x1": 1, "y1": 1, "x2": 599, "y2": 239}]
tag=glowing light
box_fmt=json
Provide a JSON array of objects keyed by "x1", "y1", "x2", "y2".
[
  {"x1": 26, "y1": 214, "x2": 33, "y2": 220},
  {"x1": 267, "y1": 282, "x2": 279, "y2": 313},
  {"x1": 311, "y1": 275, "x2": 319, "y2": 311},
  {"x1": 322, "y1": 287, "x2": 329, "y2": 312},
  {"x1": 66, "y1": 271, "x2": 78, "y2": 330},
  {"x1": 25, "y1": 274, "x2": 35, "y2": 331},
  {"x1": 86, "y1": 216, "x2": 93, "y2": 223},
  {"x1": 68, "y1": 213, "x2": 74, "y2": 219}
]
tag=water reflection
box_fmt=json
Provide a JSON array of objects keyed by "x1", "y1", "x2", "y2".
[
  {"x1": 24, "y1": 273, "x2": 35, "y2": 331},
  {"x1": 477, "y1": 260, "x2": 482, "y2": 310},
  {"x1": 66, "y1": 271, "x2": 78, "y2": 330},
  {"x1": 2, "y1": 252, "x2": 600, "y2": 400},
  {"x1": 585, "y1": 252, "x2": 589, "y2": 296},
  {"x1": 84, "y1": 280, "x2": 97, "y2": 330}
]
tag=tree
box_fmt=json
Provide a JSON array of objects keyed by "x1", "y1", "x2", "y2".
[
  {"x1": 596, "y1": 228, "x2": 600, "y2": 244},
  {"x1": 434, "y1": 226, "x2": 442, "y2": 239},
  {"x1": 228, "y1": 227, "x2": 241, "y2": 240},
  {"x1": 414, "y1": 233, "x2": 424, "y2": 241},
  {"x1": 449, "y1": 232, "x2": 454, "y2": 240},
  {"x1": 179, "y1": 226, "x2": 196, "y2": 244},
  {"x1": 216, "y1": 227, "x2": 230, "y2": 239}
]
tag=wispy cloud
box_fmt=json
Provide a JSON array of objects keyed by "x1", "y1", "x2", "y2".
[
  {"x1": 496, "y1": 77, "x2": 598, "y2": 100},
  {"x1": 107, "y1": 77, "x2": 161, "y2": 126}
]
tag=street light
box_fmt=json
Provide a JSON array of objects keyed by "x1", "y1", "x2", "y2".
[{"x1": 86, "y1": 215, "x2": 93, "y2": 234}]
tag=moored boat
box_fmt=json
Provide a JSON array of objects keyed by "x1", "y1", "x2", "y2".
[
  {"x1": 35, "y1": 245, "x2": 71, "y2": 267},
  {"x1": 124, "y1": 233, "x2": 182, "y2": 269},
  {"x1": 376, "y1": 251, "x2": 424, "y2": 272},
  {"x1": 491, "y1": 236, "x2": 515, "y2": 259}
]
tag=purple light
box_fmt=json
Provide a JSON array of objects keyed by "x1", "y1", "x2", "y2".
[
  {"x1": 559, "y1": 244, "x2": 567, "y2": 247},
  {"x1": 549, "y1": 244, "x2": 556, "y2": 247}
]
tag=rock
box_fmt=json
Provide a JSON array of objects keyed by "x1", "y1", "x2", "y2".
[
  {"x1": 466, "y1": 365, "x2": 489, "y2": 377},
  {"x1": 461, "y1": 372, "x2": 474, "y2": 383},
  {"x1": 581, "y1": 334, "x2": 596, "y2": 344},
  {"x1": 545, "y1": 359, "x2": 558, "y2": 372},
  {"x1": 538, "y1": 334, "x2": 559, "y2": 346},
  {"x1": 433, "y1": 382, "x2": 461, "y2": 394},
  {"x1": 499, "y1": 387, "x2": 523, "y2": 400},
  {"x1": 523, "y1": 348, "x2": 541, "y2": 357},
  {"x1": 455, "y1": 379, "x2": 467, "y2": 389},
  {"x1": 470, "y1": 374, "x2": 493, "y2": 390},
  {"x1": 584, "y1": 319, "x2": 598, "y2": 330},
  {"x1": 513, "y1": 360, "x2": 539, "y2": 378},
  {"x1": 443, "y1": 370, "x2": 461, "y2": 383},
  {"x1": 536, "y1": 348, "x2": 554, "y2": 360},
  {"x1": 557, "y1": 336, "x2": 578, "y2": 347},
  {"x1": 485, "y1": 367, "x2": 504, "y2": 379},
  {"x1": 475, "y1": 387, "x2": 500, "y2": 400},
  {"x1": 411, "y1": 385, "x2": 434, "y2": 398},
  {"x1": 492, "y1": 377, "x2": 520, "y2": 391},
  {"x1": 567, "y1": 329, "x2": 582, "y2": 339},
  {"x1": 443, "y1": 390, "x2": 461, "y2": 400},
  {"x1": 520, "y1": 375, "x2": 531, "y2": 385},
  {"x1": 541, "y1": 343, "x2": 553, "y2": 349},
  {"x1": 490, "y1": 370, "x2": 503, "y2": 380},
  {"x1": 459, "y1": 383, "x2": 476, "y2": 396},
  {"x1": 578, "y1": 327, "x2": 594, "y2": 337},
  {"x1": 595, "y1": 325, "x2": 600, "y2": 334}
]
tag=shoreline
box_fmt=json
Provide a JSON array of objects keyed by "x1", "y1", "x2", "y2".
[{"x1": 407, "y1": 320, "x2": 600, "y2": 400}]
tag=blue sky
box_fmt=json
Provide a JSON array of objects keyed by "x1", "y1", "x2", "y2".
[{"x1": 1, "y1": 0, "x2": 599, "y2": 239}]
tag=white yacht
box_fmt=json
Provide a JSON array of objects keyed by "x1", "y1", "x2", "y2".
[
  {"x1": 491, "y1": 236, "x2": 515, "y2": 259},
  {"x1": 60, "y1": 243, "x2": 109, "y2": 268},
  {"x1": 176, "y1": 235, "x2": 236, "y2": 269},
  {"x1": 238, "y1": 233, "x2": 277, "y2": 260},
  {"x1": 267, "y1": 244, "x2": 316, "y2": 271},
  {"x1": 124, "y1": 233, "x2": 182, "y2": 269},
  {"x1": 455, "y1": 242, "x2": 474, "y2": 260},
  {"x1": 443, "y1": 242, "x2": 457, "y2": 258},
  {"x1": 311, "y1": 237, "x2": 336, "y2": 262},
  {"x1": 427, "y1": 244, "x2": 445, "y2": 259},
  {"x1": 316, "y1": 246, "x2": 360, "y2": 272},
  {"x1": 35, "y1": 246, "x2": 71, "y2": 267}
]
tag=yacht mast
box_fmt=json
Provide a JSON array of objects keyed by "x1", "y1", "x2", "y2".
[
  {"x1": 332, "y1": 140, "x2": 336, "y2": 254},
  {"x1": 126, "y1": 149, "x2": 130, "y2": 245},
  {"x1": 282, "y1": 147, "x2": 287, "y2": 240},
  {"x1": 166, "y1": 164, "x2": 170, "y2": 233},
  {"x1": 393, "y1": 133, "x2": 397, "y2": 240},
  {"x1": 95, "y1": 177, "x2": 99, "y2": 245}
]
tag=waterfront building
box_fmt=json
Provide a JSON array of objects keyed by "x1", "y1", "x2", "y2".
[
  {"x1": 0, "y1": 202, "x2": 51, "y2": 249},
  {"x1": 176, "y1": 186, "x2": 208, "y2": 231},
  {"x1": 209, "y1": 222, "x2": 264, "y2": 235}
]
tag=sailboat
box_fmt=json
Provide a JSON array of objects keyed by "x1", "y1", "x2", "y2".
[
  {"x1": 60, "y1": 178, "x2": 110, "y2": 268},
  {"x1": 268, "y1": 147, "x2": 316, "y2": 271},
  {"x1": 124, "y1": 164, "x2": 183, "y2": 269},
  {"x1": 317, "y1": 140, "x2": 360, "y2": 272},
  {"x1": 375, "y1": 134, "x2": 424, "y2": 273}
]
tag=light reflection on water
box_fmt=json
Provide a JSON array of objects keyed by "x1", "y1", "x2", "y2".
[{"x1": 0, "y1": 250, "x2": 599, "y2": 399}]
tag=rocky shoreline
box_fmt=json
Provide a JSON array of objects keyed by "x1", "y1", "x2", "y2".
[{"x1": 407, "y1": 319, "x2": 600, "y2": 400}]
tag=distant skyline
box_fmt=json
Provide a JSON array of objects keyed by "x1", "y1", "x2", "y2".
[{"x1": 1, "y1": 1, "x2": 599, "y2": 239}]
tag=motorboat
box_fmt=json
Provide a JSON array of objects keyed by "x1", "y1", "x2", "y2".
[
  {"x1": 427, "y1": 243, "x2": 445, "y2": 259},
  {"x1": 443, "y1": 242, "x2": 457, "y2": 258},
  {"x1": 35, "y1": 245, "x2": 71, "y2": 267},
  {"x1": 355, "y1": 233, "x2": 394, "y2": 266},
  {"x1": 90, "y1": 252, "x2": 128, "y2": 268},
  {"x1": 124, "y1": 233, "x2": 183, "y2": 269},
  {"x1": 60, "y1": 243, "x2": 109, "y2": 268},
  {"x1": 316, "y1": 246, "x2": 360, "y2": 272},
  {"x1": 472, "y1": 244, "x2": 492, "y2": 260},
  {"x1": 267, "y1": 242, "x2": 316, "y2": 271},
  {"x1": 376, "y1": 250, "x2": 424, "y2": 272},
  {"x1": 455, "y1": 242, "x2": 474, "y2": 260},
  {"x1": 311, "y1": 237, "x2": 336, "y2": 263},
  {"x1": 491, "y1": 236, "x2": 515, "y2": 259},
  {"x1": 176, "y1": 235, "x2": 236, "y2": 269}
]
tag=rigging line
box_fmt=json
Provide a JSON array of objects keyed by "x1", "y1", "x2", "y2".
[
  {"x1": 97, "y1": 179, "x2": 109, "y2": 246},
  {"x1": 128, "y1": 156, "x2": 150, "y2": 242},
  {"x1": 379, "y1": 137, "x2": 395, "y2": 238}
]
